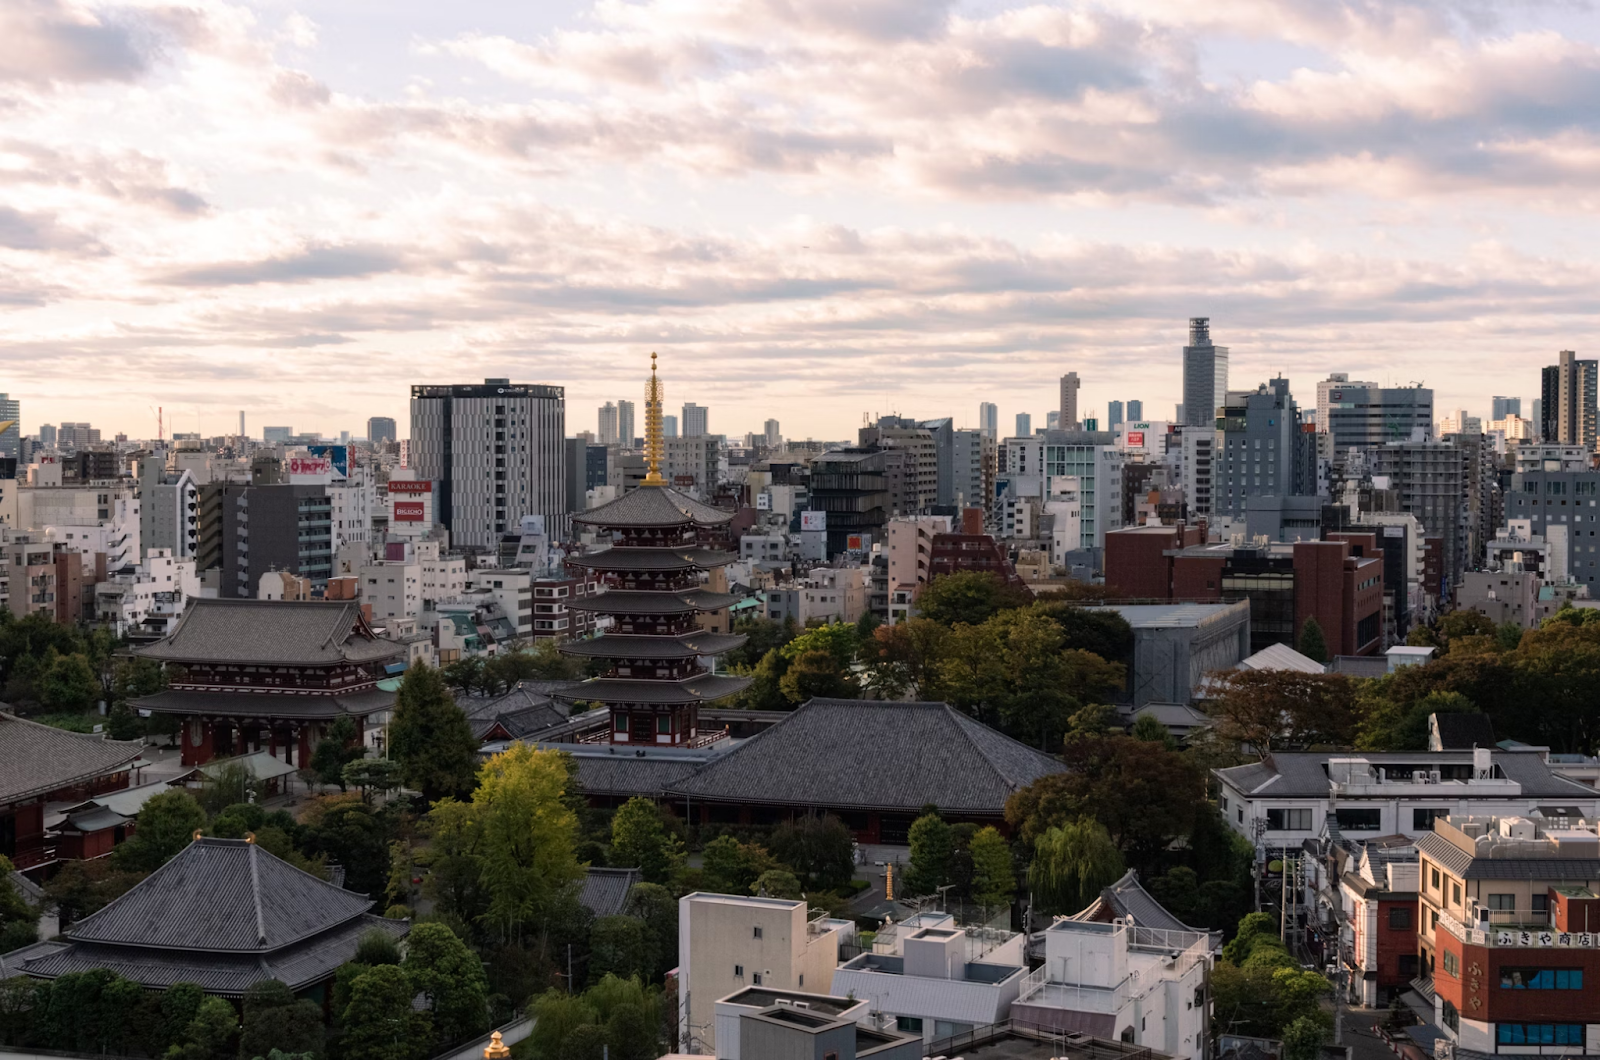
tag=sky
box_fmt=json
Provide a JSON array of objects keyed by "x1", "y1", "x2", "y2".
[{"x1": 4, "y1": 0, "x2": 1600, "y2": 442}]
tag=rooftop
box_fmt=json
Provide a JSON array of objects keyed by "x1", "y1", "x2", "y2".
[
  {"x1": 1215, "y1": 750, "x2": 1599, "y2": 801},
  {"x1": 1087, "y1": 602, "x2": 1245, "y2": 628},
  {"x1": 0, "y1": 713, "x2": 143, "y2": 805},
  {"x1": 135, "y1": 599, "x2": 403, "y2": 667},
  {"x1": 572, "y1": 485, "x2": 731, "y2": 529}
]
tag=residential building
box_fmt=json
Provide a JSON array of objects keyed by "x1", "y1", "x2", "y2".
[
  {"x1": 529, "y1": 574, "x2": 600, "y2": 640},
  {"x1": 1088, "y1": 602, "x2": 1251, "y2": 704},
  {"x1": 930, "y1": 528, "x2": 1029, "y2": 592},
  {"x1": 979, "y1": 401, "x2": 998, "y2": 440},
  {"x1": 137, "y1": 457, "x2": 198, "y2": 559},
  {"x1": 763, "y1": 419, "x2": 780, "y2": 447},
  {"x1": 1506, "y1": 468, "x2": 1600, "y2": 594},
  {"x1": 677, "y1": 893, "x2": 850, "y2": 1054},
  {"x1": 36, "y1": 424, "x2": 55, "y2": 448},
  {"x1": 1214, "y1": 377, "x2": 1316, "y2": 517},
  {"x1": 598, "y1": 402, "x2": 620, "y2": 445},
  {"x1": 794, "y1": 565, "x2": 869, "y2": 625},
  {"x1": 367, "y1": 416, "x2": 397, "y2": 445},
  {"x1": 0, "y1": 395, "x2": 21, "y2": 460},
  {"x1": 415, "y1": 538, "x2": 467, "y2": 609},
  {"x1": 328, "y1": 462, "x2": 376, "y2": 552},
  {"x1": 1181, "y1": 317, "x2": 1228, "y2": 428},
  {"x1": 360, "y1": 556, "x2": 422, "y2": 623},
  {"x1": 729, "y1": 1003, "x2": 920, "y2": 1060},
  {"x1": 1010, "y1": 913, "x2": 1210, "y2": 1059},
  {"x1": 662, "y1": 414, "x2": 679, "y2": 438},
  {"x1": 16, "y1": 480, "x2": 141, "y2": 571},
  {"x1": 682, "y1": 402, "x2": 709, "y2": 438},
  {"x1": 1214, "y1": 749, "x2": 1600, "y2": 860},
  {"x1": 808, "y1": 449, "x2": 890, "y2": 557},
  {"x1": 711, "y1": 986, "x2": 873, "y2": 1060},
  {"x1": 1327, "y1": 835, "x2": 1421, "y2": 1006},
  {"x1": 1060, "y1": 372, "x2": 1081, "y2": 430},
  {"x1": 918, "y1": 417, "x2": 955, "y2": 507},
  {"x1": 1324, "y1": 382, "x2": 1434, "y2": 454},
  {"x1": 1418, "y1": 814, "x2": 1600, "y2": 1056},
  {"x1": 1513, "y1": 444, "x2": 1590, "y2": 473},
  {"x1": 1373, "y1": 441, "x2": 1469, "y2": 599},
  {"x1": 409, "y1": 379, "x2": 566, "y2": 548},
  {"x1": 860, "y1": 418, "x2": 936, "y2": 516},
  {"x1": 94, "y1": 548, "x2": 200, "y2": 638},
  {"x1": 1016, "y1": 412, "x2": 1032, "y2": 437},
  {"x1": 1170, "y1": 425, "x2": 1216, "y2": 518},
  {"x1": 829, "y1": 913, "x2": 1027, "y2": 1045},
  {"x1": 1492, "y1": 397, "x2": 1522, "y2": 421},
  {"x1": 884, "y1": 515, "x2": 950, "y2": 623},
  {"x1": 1107, "y1": 399, "x2": 1124, "y2": 431},
  {"x1": 664, "y1": 435, "x2": 721, "y2": 498},
  {"x1": 216, "y1": 483, "x2": 332, "y2": 597},
  {"x1": 0, "y1": 533, "x2": 59, "y2": 620},
  {"x1": 1541, "y1": 350, "x2": 1598, "y2": 451},
  {"x1": 1000, "y1": 429, "x2": 1124, "y2": 551},
  {"x1": 951, "y1": 428, "x2": 991, "y2": 512},
  {"x1": 617, "y1": 399, "x2": 636, "y2": 447},
  {"x1": 1127, "y1": 399, "x2": 1144, "y2": 421}
]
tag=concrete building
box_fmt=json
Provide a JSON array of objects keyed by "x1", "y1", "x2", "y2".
[
  {"x1": 1011, "y1": 917, "x2": 1211, "y2": 1060},
  {"x1": 763, "y1": 419, "x2": 780, "y2": 447},
  {"x1": 217, "y1": 484, "x2": 332, "y2": 597},
  {"x1": 1107, "y1": 399, "x2": 1124, "y2": 431},
  {"x1": 1015, "y1": 412, "x2": 1031, "y2": 438},
  {"x1": 808, "y1": 449, "x2": 889, "y2": 558},
  {"x1": 662, "y1": 414, "x2": 679, "y2": 439},
  {"x1": 367, "y1": 417, "x2": 397, "y2": 445},
  {"x1": 1492, "y1": 396, "x2": 1522, "y2": 421},
  {"x1": 978, "y1": 401, "x2": 998, "y2": 440},
  {"x1": 1329, "y1": 836, "x2": 1421, "y2": 1007},
  {"x1": 712, "y1": 988, "x2": 871, "y2": 1060},
  {"x1": 1504, "y1": 468, "x2": 1600, "y2": 593},
  {"x1": 884, "y1": 515, "x2": 951, "y2": 623},
  {"x1": 137, "y1": 457, "x2": 198, "y2": 560},
  {"x1": 1324, "y1": 382, "x2": 1434, "y2": 455},
  {"x1": 409, "y1": 379, "x2": 566, "y2": 549},
  {"x1": 598, "y1": 402, "x2": 619, "y2": 445},
  {"x1": 951, "y1": 428, "x2": 990, "y2": 512},
  {"x1": 1060, "y1": 372, "x2": 1081, "y2": 430},
  {"x1": 1373, "y1": 440, "x2": 1469, "y2": 599},
  {"x1": 861, "y1": 419, "x2": 936, "y2": 516},
  {"x1": 1086, "y1": 602, "x2": 1250, "y2": 705},
  {"x1": 677, "y1": 893, "x2": 851, "y2": 1055},
  {"x1": 17, "y1": 481, "x2": 141, "y2": 571},
  {"x1": 828, "y1": 913, "x2": 1027, "y2": 1046},
  {"x1": 1181, "y1": 317, "x2": 1228, "y2": 428},
  {"x1": 917, "y1": 416, "x2": 955, "y2": 507},
  {"x1": 617, "y1": 399, "x2": 635, "y2": 448},
  {"x1": 665, "y1": 435, "x2": 721, "y2": 498},
  {"x1": 1170, "y1": 426, "x2": 1216, "y2": 518},
  {"x1": 1215, "y1": 377, "x2": 1316, "y2": 517},
  {"x1": 94, "y1": 548, "x2": 200, "y2": 638},
  {"x1": 1000, "y1": 430, "x2": 1124, "y2": 551},
  {"x1": 360, "y1": 556, "x2": 422, "y2": 623},
  {"x1": 683, "y1": 403, "x2": 709, "y2": 438},
  {"x1": 1541, "y1": 349, "x2": 1598, "y2": 451}
]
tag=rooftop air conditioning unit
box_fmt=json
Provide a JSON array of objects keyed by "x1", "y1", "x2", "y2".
[{"x1": 1429, "y1": 770, "x2": 1442, "y2": 782}]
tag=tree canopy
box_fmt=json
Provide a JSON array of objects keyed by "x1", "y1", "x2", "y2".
[{"x1": 389, "y1": 663, "x2": 479, "y2": 802}]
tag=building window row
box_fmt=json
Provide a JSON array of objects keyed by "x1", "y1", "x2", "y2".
[
  {"x1": 1501, "y1": 968, "x2": 1583, "y2": 990},
  {"x1": 1497, "y1": 1024, "x2": 1584, "y2": 1046}
]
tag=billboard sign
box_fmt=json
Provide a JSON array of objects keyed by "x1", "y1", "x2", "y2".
[
  {"x1": 308, "y1": 444, "x2": 349, "y2": 479},
  {"x1": 800, "y1": 511, "x2": 826, "y2": 532},
  {"x1": 1126, "y1": 431, "x2": 1145, "y2": 448},
  {"x1": 847, "y1": 534, "x2": 864, "y2": 551},
  {"x1": 393, "y1": 501, "x2": 426, "y2": 522},
  {"x1": 387, "y1": 479, "x2": 432, "y2": 494},
  {"x1": 756, "y1": 492, "x2": 772, "y2": 511},
  {"x1": 287, "y1": 455, "x2": 332, "y2": 478}
]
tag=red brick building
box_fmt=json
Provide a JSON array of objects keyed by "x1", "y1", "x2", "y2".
[
  {"x1": 928, "y1": 531, "x2": 1029, "y2": 592},
  {"x1": 1104, "y1": 527, "x2": 1383, "y2": 656},
  {"x1": 1336, "y1": 836, "x2": 1422, "y2": 1005}
]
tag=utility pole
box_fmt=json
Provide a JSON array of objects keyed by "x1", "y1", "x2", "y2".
[
  {"x1": 567, "y1": 943, "x2": 574, "y2": 993},
  {"x1": 1281, "y1": 853, "x2": 1290, "y2": 944}
]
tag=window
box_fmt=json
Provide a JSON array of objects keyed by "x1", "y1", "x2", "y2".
[
  {"x1": 1532, "y1": 893, "x2": 1549, "y2": 914},
  {"x1": 1500, "y1": 969, "x2": 1583, "y2": 990},
  {"x1": 734, "y1": 965, "x2": 743, "y2": 977},
  {"x1": 1237, "y1": 807, "x2": 1243, "y2": 823},
  {"x1": 1442, "y1": 950, "x2": 1459, "y2": 977},
  {"x1": 1389, "y1": 907, "x2": 1413, "y2": 930},
  {"x1": 1498, "y1": 1025, "x2": 1584, "y2": 1046},
  {"x1": 1399, "y1": 954, "x2": 1419, "y2": 977},
  {"x1": 1441, "y1": 1001, "x2": 1459, "y2": 1033},
  {"x1": 752, "y1": 973, "x2": 763, "y2": 985},
  {"x1": 753, "y1": 926, "x2": 763, "y2": 939},
  {"x1": 1488, "y1": 894, "x2": 1516, "y2": 911},
  {"x1": 657, "y1": 715, "x2": 671, "y2": 734},
  {"x1": 1452, "y1": 882, "x2": 1461, "y2": 906},
  {"x1": 798, "y1": 974, "x2": 803, "y2": 987},
  {"x1": 1266, "y1": 808, "x2": 1313, "y2": 831},
  {"x1": 1413, "y1": 808, "x2": 1449, "y2": 831},
  {"x1": 615, "y1": 715, "x2": 629, "y2": 732},
  {"x1": 1431, "y1": 867, "x2": 1441, "y2": 890},
  {"x1": 896, "y1": 1017, "x2": 923, "y2": 1033},
  {"x1": 1336, "y1": 808, "x2": 1382, "y2": 831}
]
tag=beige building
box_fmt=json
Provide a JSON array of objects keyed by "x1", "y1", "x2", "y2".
[
  {"x1": 677, "y1": 893, "x2": 851, "y2": 1055},
  {"x1": 885, "y1": 515, "x2": 951, "y2": 624}
]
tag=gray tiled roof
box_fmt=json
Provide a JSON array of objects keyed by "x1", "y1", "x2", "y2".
[
  {"x1": 558, "y1": 631, "x2": 747, "y2": 659},
  {"x1": 67, "y1": 837, "x2": 374, "y2": 952},
  {"x1": 132, "y1": 687, "x2": 395, "y2": 719},
  {"x1": 13, "y1": 914, "x2": 407, "y2": 996},
  {"x1": 667, "y1": 698, "x2": 1066, "y2": 815},
  {"x1": 572, "y1": 485, "x2": 732, "y2": 528},
  {"x1": 556, "y1": 673, "x2": 752, "y2": 705},
  {"x1": 568, "y1": 547, "x2": 736, "y2": 571},
  {"x1": 1415, "y1": 832, "x2": 1600, "y2": 880},
  {"x1": 1214, "y1": 751, "x2": 1600, "y2": 800},
  {"x1": 565, "y1": 588, "x2": 740, "y2": 614},
  {"x1": 579, "y1": 867, "x2": 641, "y2": 917},
  {"x1": 0, "y1": 713, "x2": 143, "y2": 804},
  {"x1": 564, "y1": 751, "x2": 703, "y2": 796},
  {"x1": 135, "y1": 599, "x2": 405, "y2": 666},
  {"x1": 1073, "y1": 870, "x2": 1209, "y2": 933}
]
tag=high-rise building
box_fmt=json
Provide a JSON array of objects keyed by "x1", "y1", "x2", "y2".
[
  {"x1": 682, "y1": 403, "x2": 708, "y2": 437},
  {"x1": 952, "y1": 428, "x2": 991, "y2": 512},
  {"x1": 0, "y1": 394, "x2": 18, "y2": 460},
  {"x1": 410, "y1": 379, "x2": 566, "y2": 549},
  {"x1": 617, "y1": 399, "x2": 636, "y2": 447},
  {"x1": 1373, "y1": 440, "x2": 1469, "y2": 600},
  {"x1": 263, "y1": 426, "x2": 293, "y2": 444},
  {"x1": 57, "y1": 422, "x2": 100, "y2": 450},
  {"x1": 1126, "y1": 400, "x2": 1143, "y2": 421},
  {"x1": 1059, "y1": 372, "x2": 1080, "y2": 430},
  {"x1": 1323, "y1": 383, "x2": 1433, "y2": 454},
  {"x1": 1107, "y1": 400, "x2": 1124, "y2": 431},
  {"x1": 662, "y1": 414, "x2": 678, "y2": 438},
  {"x1": 367, "y1": 416, "x2": 397, "y2": 445},
  {"x1": 1015, "y1": 413, "x2": 1032, "y2": 437},
  {"x1": 37, "y1": 423, "x2": 55, "y2": 447},
  {"x1": 1491, "y1": 396, "x2": 1521, "y2": 420},
  {"x1": 1046, "y1": 411, "x2": 1060, "y2": 429},
  {"x1": 764, "y1": 419, "x2": 781, "y2": 447},
  {"x1": 1541, "y1": 350, "x2": 1597, "y2": 450},
  {"x1": 1181, "y1": 318, "x2": 1228, "y2": 427},
  {"x1": 1532, "y1": 398, "x2": 1544, "y2": 441},
  {"x1": 978, "y1": 402, "x2": 998, "y2": 439},
  {"x1": 597, "y1": 402, "x2": 619, "y2": 445},
  {"x1": 917, "y1": 417, "x2": 955, "y2": 507},
  {"x1": 1215, "y1": 378, "x2": 1316, "y2": 517}
]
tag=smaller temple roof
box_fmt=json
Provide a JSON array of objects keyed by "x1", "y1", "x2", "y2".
[
  {"x1": 572, "y1": 485, "x2": 732, "y2": 529},
  {"x1": 0, "y1": 713, "x2": 143, "y2": 806},
  {"x1": 136, "y1": 599, "x2": 405, "y2": 667},
  {"x1": 557, "y1": 673, "x2": 752, "y2": 705},
  {"x1": 461, "y1": 682, "x2": 570, "y2": 742},
  {"x1": 559, "y1": 631, "x2": 747, "y2": 660},
  {"x1": 132, "y1": 687, "x2": 395, "y2": 720},
  {"x1": 565, "y1": 588, "x2": 739, "y2": 615},
  {"x1": 579, "y1": 867, "x2": 641, "y2": 918},
  {"x1": 567, "y1": 546, "x2": 736, "y2": 571}
]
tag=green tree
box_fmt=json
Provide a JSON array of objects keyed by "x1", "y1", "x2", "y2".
[
  {"x1": 404, "y1": 921, "x2": 490, "y2": 1047},
  {"x1": 339, "y1": 964, "x2": 430, "y2": 1060},
  {"x1": 1282, "y1": 1014, "x2": 1331, "y2": 1060},
  {"x1": 1207, "y1": 669, "x2": 1358, "y2": 753},
  {"x1": 303, "y1": 799, "x2": 394, "y2": 899},
  {"x1": 161, "y1": 983, "x2": 206, "y2": 1053},
  {"x1": 0, "y1": 856, "x2": 40, "y2": 952},
  {"x1": 915, "y1": 571, "x2": 1030, "y2": 627},
  {"x1": 967, "y1": 826, "x2": 1015, "y2": 907},
  {"x1": 115, "y1": 789, "x2": 205, "y2": 872},
  {"x1": 420, "y1": 798, "x2": 489, "y2": 926},
  {"x1": 476, "y1": 744, "x2": 584, "y2": 939},
  {"x1": 610, "y1": 797, "x2": 684, "y2": 886},
  {"x1": 311, "y1": 716, "x2": 363, "y2": 791},
  {"x1": 1030, "y1": 818, "x2": 1124, "y2": 915},
  {"x1": 623, "y1": 883, "x2": 678, "y2": 983},
  {"x1": 862, "y1": 618, "x2": 949, "y2": 700},
  {"x1": 700, "y1": 835, "x2": 779, "y2": 896},
  {"x1": 389, "y1": 663, "x2": 479, "y2": 802},
  {"x1": 344, "y1": 758, "x2": 405, "y2": 802},
  {"x1": 527, "y1": 991, "x2": 598, "y2": 1060},
  {"x1": 1295, "y1": 617, "x2": 1329, "y2": 664},
  {"x1": 172, "y1": 996, "x2": 239, "y2": 1060},
  {"x1": 355, "y1": 928, "x2": 403, "y2": 966},
  {"x1": 724, "y1": 617, "x2": 799, "y2": 671},
  {"x1": 906, "y1": 813, "x2": 953, "y2": 896},
  {"x1": 768, "y1": 814, "x2": 855, "y2": 891},
  {"x1": 237, "y1": 980, "x2": 323, "y2": 1060},
  {"x1": 589, "y1": 915, "x2": 650, "y2": 983},
  {"x1": 1031, "y1": 602, "x2": 1134, "y2": 667},
  {"x1": 778, "y1": 649, "x2": 859, "y2": 703},
  {"x1": 106, "y1": 700, "x2": 143, "y2": 741},
  {"x1": 735, "y1": 648, "x2": 792, "y2": 711},
  {"x1": 1129, "y1": 714, "x2": 1176, "y2": 748},
  {"x1": 38, "y1": 652, "x2": 99, "y2": 713},
  {"x1": 750, "y1": 869, "x2": 803, "y2": 898}
]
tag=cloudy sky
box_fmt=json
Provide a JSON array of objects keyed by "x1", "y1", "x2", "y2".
[{"x1": 2, "y1": 0, "x2": 1597, "y2": 441}]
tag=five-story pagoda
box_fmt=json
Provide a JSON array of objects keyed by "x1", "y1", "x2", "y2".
[{"x1": 558, "y1": 354, "x2": 750, "y2": 745}]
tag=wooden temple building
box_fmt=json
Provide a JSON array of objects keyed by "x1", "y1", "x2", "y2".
[
  {"x1": 559, "y1": 354, "x2": 750, "y2": 744},
  {"x1": 130, "y1": 599, "x2": 404, "y2": 767},
  {"x1": 1, "y1": 835, "x2": 408, "y2": 998},
  {"x1": 0, "y1": 713, "x2": 143, "y2": 872}
]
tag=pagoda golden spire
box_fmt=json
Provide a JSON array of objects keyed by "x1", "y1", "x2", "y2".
[{"x1": 642, "y1": 351, "x2": 666, "y2": 486}]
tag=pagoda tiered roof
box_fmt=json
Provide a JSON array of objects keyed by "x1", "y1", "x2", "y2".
[
  {"x1": 566, "y1": 546, "x2": 735, "y2": 571},
  {"x1": 559, "y1": 631, "x2": 746, "y2": 659},
  {"x1": 564, "y1": 588, "x2": 740, "y2": 614},
  {"x1": 572, "y1": 484, "x2": 732, "y2": 528}
]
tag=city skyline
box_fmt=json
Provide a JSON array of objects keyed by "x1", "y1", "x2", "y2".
[{"x1": 6, "y1": 0, "x2": 1600, "y2": 436}]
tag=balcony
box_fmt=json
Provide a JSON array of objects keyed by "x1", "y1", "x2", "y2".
[{"x1": 1434, "y1": 908, "x2": 1590, "y2": 948}]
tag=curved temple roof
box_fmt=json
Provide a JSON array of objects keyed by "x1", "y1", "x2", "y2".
[
  {"x1": 565, "y1": 588, "x2": 740, "y2": 615},
  {"x1": 572, "y1": 484, "x2": 732, "y2": 529},
  {"x1": 560, "y1": 631, "x2": 747, "y2": 659},
  {"x1": 553, "y1": 673, "x2": 752, "y2": 705},
  {"x1": 567, "y1": 546, "x2": 735, "y2": 571}
]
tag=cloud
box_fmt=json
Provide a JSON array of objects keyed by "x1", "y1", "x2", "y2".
[
  {"x1": 0, "y1": 0, "x2": 149, "y2": 85},
  {"x1": 0, "y1": 206, "x2": 100, "y2": 251},
  {"x1": 158, "y1": 244, "x2": 404, "y2": 286}
]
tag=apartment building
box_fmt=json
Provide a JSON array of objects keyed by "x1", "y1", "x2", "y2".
[
  {"x1": 95, "y1": 548, "x2": 201, "y2": 638},
  {"x1": 677, "y1": 892, "x2": 852, "y2": 1055}
]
